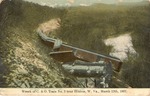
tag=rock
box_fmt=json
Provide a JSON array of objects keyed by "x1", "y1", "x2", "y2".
[
  {"x1": 36, "y1": 76, "x2": 44, "y2": 83},
  {"x1": 6, "y1": 58, "x2": 11, "y2": 63},
  {"x1": 12, "y1": 78, "x2": 22, "y2": 86},
  {"x1": 24, "y1": 80, "x2": 30, "y2": 88},
  {"x1": 17, "y1": 65, "x2": 28, "y2": 75},
  {"x1": 21, "y1": 83, "x2": 26, "y2": 88},
  {"x1": 9, "y1": 82, "x2": 16, "y2": 87},
  {"x1": 17, "y1": 68, "x2": 28, "y2": 75}
]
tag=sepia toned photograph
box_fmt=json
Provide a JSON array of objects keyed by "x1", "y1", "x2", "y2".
[{"x1": 0, "y1": 0, "x2": 150, "y2": 91}]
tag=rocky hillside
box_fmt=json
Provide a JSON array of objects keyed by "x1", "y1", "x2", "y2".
[
  {"x1": 0, "y1": 0, "x2": 150, "y2": 88},
  {"x1": 0, "y1": 0, "x2": 80, "y2": 88}
]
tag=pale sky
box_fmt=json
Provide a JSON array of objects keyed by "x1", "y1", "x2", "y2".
[{"x1": 23, "y1": 0, "x2": 145, "y2": 7}]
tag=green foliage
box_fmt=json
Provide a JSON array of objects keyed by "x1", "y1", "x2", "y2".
[
  {"x1": 57, "y1": 4, "x2": 133, "y2": 54},
  {"x1": 57, "y1": 4, "x2": 150, "y2": 88},
  {"x1": 121, "y1": 5, "x2": 150, "y2": 88}
]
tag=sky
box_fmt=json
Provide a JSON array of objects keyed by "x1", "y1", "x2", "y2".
[{"x1": 23, "y1": 0, "x2": 145, "y2": 7}]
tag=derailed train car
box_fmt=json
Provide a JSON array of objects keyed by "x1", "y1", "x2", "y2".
[
  {"x1": 37, "y1": 30, "x2": 131, "y2": 88},
  {"x1": 62, "y1": 61, "x2": 111, "y2": 77},
  {"x1": 62, "y1": 60, "x2": 113, "y2": 88}
]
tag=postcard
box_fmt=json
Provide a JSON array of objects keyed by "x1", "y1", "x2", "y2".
[{"x1": 0, "y1": 0, "x2": 150, "y2": 95}]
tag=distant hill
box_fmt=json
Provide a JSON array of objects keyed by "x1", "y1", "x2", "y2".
[
  {"x1": 118, "y1": 1, "x2": 149, "y2": 6},
  {"x1": 23, "y1": 0, "x2": 149, "y2": 7}
]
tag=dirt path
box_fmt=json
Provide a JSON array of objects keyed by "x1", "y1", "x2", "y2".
[{"x1": 37, "y1": 18, "x2": 61, "y2": 35}]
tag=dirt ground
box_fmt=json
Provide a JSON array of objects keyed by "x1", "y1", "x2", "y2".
[{"x1": 37, "y1": 18, "x2": 61, "y2": 36}]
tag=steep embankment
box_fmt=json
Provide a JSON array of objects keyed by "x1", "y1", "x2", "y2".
[{"x1": 0, "y1": 0, "x2": 79, "y2": 88}]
